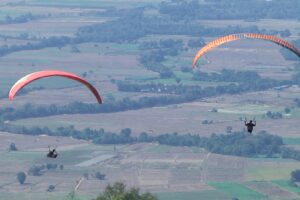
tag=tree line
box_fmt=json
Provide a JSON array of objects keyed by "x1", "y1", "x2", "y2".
[
  {"x1": 138, "y1": 39, "x2": 185, "y2": 78},
  {"x1": 77, "y1": 11, "x2": 285, "y2": 43},
  {"x1": 2, "y1": 123, "x2": 300, "y2": 160},
  {"x1": 0, "y1": 8, "x2": 288, "y2": 58},
  {"x1": 117, "y1": 69, "x2": 285, "y2": 94},
  {"x1": 0, "y1": 74, "x2": 284, "y2": 122},
  {"x1": 159, "y1": 0, "x2": 300, "y2": 20},
  {"x1": 1, "y1": 12, "x2": 45, "y2": 25}
]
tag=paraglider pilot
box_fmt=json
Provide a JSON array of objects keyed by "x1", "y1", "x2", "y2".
[
  {"x1": 47, "y1": 146, "x2": 58, "y2": 158},
  {"x1": 244, "y1": 119, "x2": 256, "y2": 134}
]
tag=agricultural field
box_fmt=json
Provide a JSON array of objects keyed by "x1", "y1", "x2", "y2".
[
  {"x1": 0, "y1": 0, "x2": 300, "y2": 200},
  {"x1": 199, "y1": 19, "x2": 300, "y2": 38},
  {"x1": 1, "y1": 132, "x2": 300, "y2": 200},
  {"x1": 12, "y1": 86, "x2": 300, "y2": 137},
  {"x1": 24, "y1": 0, "x2": 164, "y2": 8}
]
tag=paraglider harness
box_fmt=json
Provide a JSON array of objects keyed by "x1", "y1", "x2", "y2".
[
  {"x1": 244, "y1": 118, "x2": 256, "y2": 134},
  {"x1": 47, "y1": 146, "x2": 58, "y2": 158}
]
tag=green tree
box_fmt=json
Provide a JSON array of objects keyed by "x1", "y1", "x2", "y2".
[
  {"x1": 94, "y1": 171, "x2": 106, "y2": 180},
  {"x1": 291, "y1": 169, "x2": 300, "y2": 183},
  {"x1": 284, "y1": 107, "x2": 291, "y2": 114},
  {"x1": 226, "y1": 126, "x2": 233, "y2": 133},
  {"x1": 9, "y1": 142, "x2": 18, "y2": 151},
  {"x1": 28, "y1": 165, "x2": 45, "y2": 176},
  {"x1": 94, "y1": 182, "x2": 158, "y2": 200},
  {"x1": 17, "y1": 172, "x2": 26, "y2": 184},
  {"x1": 47, "y1": 185, "x2": 55, "y2": 192}
]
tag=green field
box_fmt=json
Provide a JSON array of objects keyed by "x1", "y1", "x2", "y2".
[
  {"x1": 78, "y1": 43, "x2": 139, "y2": 55},
  {"x1": 247, "y1": 163, "x2": 299, "y2": 181},
  {"x1": 209, "y1": 182, "x2": 266, "y2": 200},
  {"x1": 283, "y1": 137, "x2": 300, "y2": 145},
  {"x1": 157, "y1": 190, "x2": 231, "y2": 200},
  {"x1": 0, "y1": 1, "x2": 300, "y2": 200},
  {"x1": 146, "y1": 145, "x2": 173, "y2": 153},
  {"x1": 289, "y1": 108, "x2": 300, "y2": 118},
  {"x1": 272, "y1": 180, "x2": 300, "y2": 195},
  {"x1": 0, "y1": 151, "x2": 42, "y2": 163}
]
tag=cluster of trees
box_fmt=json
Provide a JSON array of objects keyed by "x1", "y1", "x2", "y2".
[
  {"x1": 0, "y1": 86, "x2": 265, "y2": 121},
  {"x1": 95, "y1": 171, "x2": 106, "y2": 180},
  {"x1": 291, "y1": 169, "x2": 300, "y2": 184},
  {"x1": 0, "y1": 70, "x2": 286, "y2": 122},
  {"x1": 117, "y1": 68, "x2": 296, "y2": 96},
  {"x1": 154, "y1": 131, "x2": 283, "y2": 157},
  {"x1": 202, "y1": 120, "x2": 213, "y2": 125},
  {"x1": 2, "y1": 13, "x2": 42, "y2": 24},
  {"x1": 0, "y1": 36, "x2": 72, "y2": 57},
  {"x1": 0, "y1": 97, "x2": 188, "y2": 121},
  {"x1": 281, "y1": 147, "x2": 300, "y2": 161},
  {"x1": 2, "y1": 121, "x2": 297, "y2": 159},
  {"x1": 139, "y1": 39, "x2": 185, "y2": 78},
  {"x1": 83, "y1": 171, "x2": 106, "y2": 180},
  {"x1": 76, "y1": 8, "x2": 283, "y2": 44},
  {"x1": 95, "y1": 172, "x2": 106, "y2": 180},
  {"x1": 16, "y1": 163, "x2": 62, "y2": 186},
  {"x1": 117, "y1": 81, "x2": 200, "y2": 94},
  {"x1": 46, "y1": 163, "x2": 62, "y2": 170},
  {"x1": 28, "y1": 163, "x2": 63, "y2": 176},
  {"x1": 117, "y1": 69, "x2": 284, "y2": 96},
  {"x1": 139, "y1": 39, "x2": 184, "y2": 52},
  {"x1": 159, "y1": 0, "x2": 300, "y2": 20},
  {"x1": 265, "y1": 111, "x2": 283, "y2": 119},
  {"x1": 0, "y1": 6, "x2": 291, "y2": 58},
  {"x1": 0, "y1": 124, "x2": 137, "y2": 145},
  {"x1": 94, "y1": 182, "x2": 158, "y2": 200},
  {"x1": 139, "y1": 51, "x2": 174, "y2": 78},
  {"x1": 28, "y1": 165, "x2": 45, "y2": 176},
  {"x1": 192, "y1": 69, "x2": 300, "y2": 93}
]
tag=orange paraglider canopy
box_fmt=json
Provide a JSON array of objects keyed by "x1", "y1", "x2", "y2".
[
  {"x1": 192, "y1": 33, "x2": 300, "y2": 68},
  {"x1": 9, "y1": 70, "x2": 102, "y2": 104}
]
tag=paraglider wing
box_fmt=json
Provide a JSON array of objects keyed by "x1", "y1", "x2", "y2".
[
  {"x1": 9, "y1": 70, "x2": 102, "y2": 104},
  {"x1": 192, "y1": 33, "x2": 300, "y2": 68}
]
